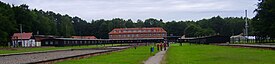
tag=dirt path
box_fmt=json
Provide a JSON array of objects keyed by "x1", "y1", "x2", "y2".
[{"x1": 144, "y1": 47, "x2": 168, "y2": 64}]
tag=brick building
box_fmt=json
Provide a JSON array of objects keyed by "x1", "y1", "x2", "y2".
[
  {"x1": 108, "y1": 27, "x2": 167, "y2": 39},
  {"x1": 72, "y1": 36, "x2": 97, "y2": 39}
]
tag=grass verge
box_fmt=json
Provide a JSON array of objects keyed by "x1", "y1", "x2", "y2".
[
  {"x1": 165, "y1": 44, "x2": 275, "y2": 64},
  {"x1": 56, "y1": 46, "x2": 157, "y2": 64}
]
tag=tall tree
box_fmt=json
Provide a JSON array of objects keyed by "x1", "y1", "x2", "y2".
[
  {"x1": 144, "y1": 18, "x2": 164, "y2": 27},
  {"x1": 135, "y1": 19, "x2": 144, "y2": 27},
  {"x1": 59, "y1": 15, "x2": 74, "y2": 37},
  {"x1": 0, "y1": 1, "x2": 17, "y2": 45},
  {"x1": 72, "y1": 16, "x2": 89, "y2": 36},
  {"x1": 13, "y1": 4, "x2": 36, "y2": 32},
  {"x1": 253, "y1": 0, "x2": 275, "y2": 37}
]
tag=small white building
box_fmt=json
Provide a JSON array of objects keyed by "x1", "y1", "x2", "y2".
[
  {"x1": 11, "y1": 32, "x2": 36, "y2": 47},
  {"x1": 230, "y1": 33, "x2": 256, "y2": 43}
]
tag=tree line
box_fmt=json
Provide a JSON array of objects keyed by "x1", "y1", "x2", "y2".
[
  {"x1": 74, "y1": 16, "x2": 249, "y2": 38},
  {"x1": 252, "y1": 0, "x2": 275, "y2": 38},
  {"x1": 1, "y1": 0, "x2": 274, "y2": 46}
]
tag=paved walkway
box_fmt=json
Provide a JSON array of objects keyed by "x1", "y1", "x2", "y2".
[
  {"x1": 0, "y1": 46, "x2": 130, "y2": 64},
  {"x1": 144, "y1": 47, "x2": 168, "y2": 64}
]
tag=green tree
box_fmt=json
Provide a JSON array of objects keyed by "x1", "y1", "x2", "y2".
[
  {"x1": 0, "y1": 1, "x2": 17, "y2": 45},
  {"x1": 13, "y1": 4, "x2": 36, "y2": 32},
  {"x1": 253, "y1": 0, "x2": 275, "y2": 37},
  {"x1": 144, "y1": 18, "x2": 164, "y2": 27},
  {"x1": 98, "y1": 22, "x2": 109, "y2": 39},
  {"x1": 125, "y1": 19, "x2": 135, "y2": 28},
  {"x1": 135, "y1": 19, "x2": 144, "y2": 27},
  {"x1": 72, "y1": 16, "x2": 89, "y2": 36},
  {"x1": 59, "y1": 15, "x2": 74, "y2": 37}
]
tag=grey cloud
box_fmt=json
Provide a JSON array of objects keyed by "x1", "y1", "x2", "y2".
[{"x1": 0, "y1": 0, "x2": 258, "y2": 21}]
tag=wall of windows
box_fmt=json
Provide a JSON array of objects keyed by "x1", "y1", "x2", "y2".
[{"x1": 109, "y1": 28, "x2": 167, "y2": 39}]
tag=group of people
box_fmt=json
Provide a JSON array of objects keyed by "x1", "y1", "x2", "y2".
[{"x1": 156, "y1": 43, "x2": 168, "y2": 51}]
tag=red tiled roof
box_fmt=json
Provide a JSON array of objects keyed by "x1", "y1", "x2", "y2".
[
  {"x1": 11, "y1": 32, "x2": 33, "y2": 40},
  {"x1": 72, "y1": 36, "x2": 97, "y2": 39},
  {"x1": 108, "y1": 27, "x2": 167, "y2": 35}
]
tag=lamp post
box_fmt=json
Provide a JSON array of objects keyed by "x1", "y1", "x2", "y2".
[
  {"x1": 245, "y1": 10, "x2": 248, "y2": 43},
  {"x1": 20, "y1": 24, "x2": 23, "y2": 47}
]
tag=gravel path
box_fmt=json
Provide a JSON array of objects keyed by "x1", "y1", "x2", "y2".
[
  {"x1": 144, "y1": 47, "x2": 168, "y2": 64},
  {"x1": 0, "y1": 46, "x2": 130, "y2": 64}
]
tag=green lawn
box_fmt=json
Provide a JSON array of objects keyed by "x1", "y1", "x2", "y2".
[
  {"x1": 0, "y1": 44, "x2": 119, "y2": 54},
  {"x1": 165, "y1": 44, "x2": 275, "y2": 64},
  {"x1": 56, "y1": 46, "x2": 157, "y2": 64}
]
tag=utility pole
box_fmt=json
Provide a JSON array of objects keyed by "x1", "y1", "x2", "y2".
[
  {"x1": 20, "y1": 24, "x2": 23, "y2": 47},
  {"x1": 245, "y1": 10, "x2": 249, "y2": 43}
]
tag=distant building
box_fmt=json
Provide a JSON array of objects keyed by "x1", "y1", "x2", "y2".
[
  {"x1": 71, "y1": 36, "x2": 97, "y2": 39},
  {"x1": 33, "y1": 35, "x2": 56, "y2": 47},
  {"x1": 11, "y1": 32, "x2": 36, "y2": 47},
  {"x1": 108, "y1": 27, "x2": 167, "y2": 39}
]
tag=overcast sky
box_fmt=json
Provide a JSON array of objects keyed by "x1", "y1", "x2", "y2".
[{"x1": 1, "y1": 0, "x2": 258, "y2": 22}]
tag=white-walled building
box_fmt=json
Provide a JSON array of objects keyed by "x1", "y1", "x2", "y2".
[{"x1": 11, "y1": 32, "x2": 36, "y2": 47}]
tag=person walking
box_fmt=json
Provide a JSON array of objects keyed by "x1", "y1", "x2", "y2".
[
  {"x1": 157, "y1": 43, "x2": 160, "y2": 51},
  {"x1": 160, "y1": 43, "x2": 163, "y2": 51},
  {"x1": 150, "y1": 46, "x2": 154, "y2": 54},
  {"x1": 164, "y1": 43, "x2": 167, "y2": 50},
  {"x1": 134, "y1": 44, "x2": 137, "y2": 49}
]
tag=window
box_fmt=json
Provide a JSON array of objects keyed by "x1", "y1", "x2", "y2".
[
  {"x1": 45, "y1": 42, "x2": 48, "y2": 45},
  {"x1": 50, "y1": 41, "x2": 53, "y2": 45},
  {"x1": 55, "y1": 41, "x2": 58, "y2": 44},
  {"x1": 132, "y1": 34, "x2": 135, "y2": 37}
]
